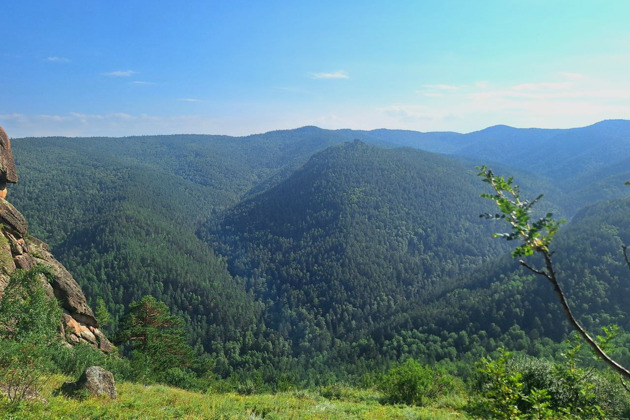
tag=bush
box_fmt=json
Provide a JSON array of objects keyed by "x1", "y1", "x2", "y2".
[
  {"x1": 0, "y1": 266, "x2": 61, "y2": 343},
  {"x1": 467, "y1": 350, "x2": 525, "y2": 419},
  {"x1": 378, "y1": 359, "x2": 455, "y2": 406},
  {"x1": 51, "y1": 343, "x2": 132, "y2": 381},
  {"x1": 466, "y1": 348, "x2": 626, "y2": 419},
  {"x1": 512, "y1": 354, "x2": 630, "y2": 418},
  {"x1": 158, "y1": 367, "x2": 202, "y2": 390},
  {"x1": 0, "y1": 267, "x2": 62, "y2": 410},
  {"x1": 0, "y1": 341, "x2": 55, "y2": 410}
]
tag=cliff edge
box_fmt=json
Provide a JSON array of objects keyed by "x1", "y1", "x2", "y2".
[{"x1": 0, "y1": 198, "x2": 113, "y2": 352}]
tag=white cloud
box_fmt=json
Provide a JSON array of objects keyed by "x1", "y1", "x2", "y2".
[
  {"x1": 379, "y1": 104, "x2": 437, "y2": 121},
  {"x1": 558, "y1": 72, "x2": 584, "y2": 80},
  {"x1": 177, "y1": 98, "x2": 202, "y2": 102},
  {"x1": 103, "y1": 70, "x2": 137, "y2": 77},
  {"x1": 422, "y1": 84, "x2": 458, "y2": 91},
  {"x1": 273, "y1": 86, "x2": 315, "y2": 95},
  {"x1": 469, "y1": 88, "x2": 630, "y2": 100},
  {"x1": 512, "y1": 81, "x2": 573, "y2": 91},
  {"x1": 46, "y1": 56, "x2": 70, "y2": 63},
  {"x1": 132, "y1": 81, "x2": 155, "y2": 85},
  {"x1": 310, "y1": 71, "x2": 349, "y2": 80}
]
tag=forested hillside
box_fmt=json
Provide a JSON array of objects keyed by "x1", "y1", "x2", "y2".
[
  {"x1": 8, "y1": 121, "x2": 630, "y2": 380},
  {"x1": 205, "y1": 141, "x2": 509, "y2": 367},
  {"x1": 373, "y1": 195, "x2": 630, "y2": 367}
]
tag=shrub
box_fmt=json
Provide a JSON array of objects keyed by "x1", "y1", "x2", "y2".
[
  {"x1": 467, "y1": 349, "x2": 525, "y2": 419},
  {"x1": 157, "y1": 367, "x2": 201, "y2": 390},
  {"x1": 51, "y1": 343, "x2": 132, "y2": 380},
  {"x1": 378, "y1": 359, "x2": 455, "y2": 406},
  {"x1": 0, "y1": 267, "x2": 62, "y2": 410},
  {"x1": 466, "y1": 348, "x2": 625, "y2": 419},
  {"x1": 0, "y1": 341, "x2": 55, "y2": 410}
]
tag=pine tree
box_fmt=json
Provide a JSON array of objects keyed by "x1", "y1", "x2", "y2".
[{"x1": 115, "y1": 295, "x2": 195, "y2": 376}]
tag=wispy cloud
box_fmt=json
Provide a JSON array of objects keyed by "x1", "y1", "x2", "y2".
[
  {"x1": 1, "y1": 112, "x2": 222, "y2": 137},
  {"x1": 46, "y1": 56, "x2": 70, "y2": 63},
  {"x1": 558, "y1": 72, "x2": 584, "y2": 80},
  {"x1": 132, "y1": 81, "x2": 155, "y2": 86},
  {"x1": 310, "y1": 70, "x2": 349, "y2": 80},
  {"x1": 177, "y1": 98, "x2": 202, "y2": 102},
  {"x1": 469, "y1": 88, "x2": 630, "y2": 100},
  {"x1": 274, "y1": 86, "x2": 315, "y2": 95},
  {"x1": 103, "y1": 70, "x2": 137, "y2": 77},
  {"x1": 512, "y1": 81, "x2": 573, "y2": 91},
  {"x1": 379, "y1": 104, "x2": 437, "y2": 122},
  {"x1": 422, "y1": 84, "x2": 458, "y2": 91}
]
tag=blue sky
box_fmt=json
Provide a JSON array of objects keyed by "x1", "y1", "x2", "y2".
[{"x1": 2, "y1": 1, "x2": 630, "y2": 137}]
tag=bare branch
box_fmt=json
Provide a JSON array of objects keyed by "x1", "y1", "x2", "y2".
[
  {"x1": 518, "y1": 260, "x2": 551, "y2": 280},
  {"x1": 622, "y1": 244, "x2": 630, "y2": 275}
]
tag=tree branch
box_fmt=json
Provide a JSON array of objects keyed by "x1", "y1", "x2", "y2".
[
  {"x1": 538, "y1": 250, "x2": 630, "y2": 380},
  {"x1": 622, "y1": 244, "x2": 630, "y2": 275},
  {"x1": 518, "y1": 260, "x2": 551, "y2": 280}
]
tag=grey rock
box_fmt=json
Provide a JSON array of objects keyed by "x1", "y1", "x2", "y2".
[{"x1": 62, "y1": 366, "x2": 117, "y2": 399}]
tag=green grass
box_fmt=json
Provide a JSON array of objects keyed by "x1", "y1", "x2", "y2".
[{"x1": 1, "y1": 376, "x2": 469, "y2": 419}]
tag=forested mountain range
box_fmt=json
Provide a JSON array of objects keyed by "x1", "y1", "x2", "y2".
[{"x1": 8, "y1": 119, "x2": 630, "y2": 379}]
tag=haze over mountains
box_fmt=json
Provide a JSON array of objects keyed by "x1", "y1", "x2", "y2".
[{"x1": 9, "y1": 119, "x2": 630, "y2": 378}]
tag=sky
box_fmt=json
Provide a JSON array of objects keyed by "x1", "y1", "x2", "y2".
[{"x1": 2, "y1": 1, "x2": 630, "y2": 137}]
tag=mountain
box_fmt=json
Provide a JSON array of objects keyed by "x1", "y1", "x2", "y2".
[
  {"x1": 204, "y1": 141, "x2": 512, "y2": 365},
  {"x1": 8, "y1": 120, "x2": 630, "y2": 377}
]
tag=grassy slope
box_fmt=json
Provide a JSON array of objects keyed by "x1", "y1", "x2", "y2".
[{"x1": 9, "y1": 376, "x2": 467, "y2": 420}]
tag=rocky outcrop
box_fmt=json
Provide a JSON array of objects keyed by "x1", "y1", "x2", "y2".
[
  {"x1": 0, "y1": 198, "x2": 113, "y2": 353},
  {"x1": 0, "y1": 125, "x2": 17, "y2": 185}
]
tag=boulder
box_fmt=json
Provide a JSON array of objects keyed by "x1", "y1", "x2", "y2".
[{"x1": 61, "y1": 366, "x2": 117, "y2": 399}]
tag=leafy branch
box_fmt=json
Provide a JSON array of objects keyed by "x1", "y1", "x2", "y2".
[{"x1": 477, "y1": 165, "x2": 630, "y2": 380}]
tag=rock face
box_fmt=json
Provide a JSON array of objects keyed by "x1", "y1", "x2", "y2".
[
  {"x1": 0, "y1": 125, "x2": 17, "y2": 184},
  {"x1": 61, "y1": 366, "x2": 117, "y2": 399},
  {"x1": 0, "y1": 198, "x2": 113, "y2": 352}
]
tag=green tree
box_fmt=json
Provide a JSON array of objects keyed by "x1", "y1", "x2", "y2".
[
  {"x1": 477, "y1": 166, "x2": 630, "y2": 380},
  {"x1": 0, "y1": 266, "x2": 61, "y2": 343},
  {"x1": 95, "y1": 297, "x2": 112, "y2": 332},
  {"x1": 115, "y1": 296, "x2": 196, "y2": 380}
]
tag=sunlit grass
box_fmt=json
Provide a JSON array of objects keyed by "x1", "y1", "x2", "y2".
[{"x1": 2, "y1": 375, "x2": 469, "y2": 419}]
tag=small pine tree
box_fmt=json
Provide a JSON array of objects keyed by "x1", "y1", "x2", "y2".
[
  {"x1": 115, "y1": 296, "x2": 196, "y2": 381},
  {"x1": 95, "y1": 297, "x2": 112, "y2": 331}
]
